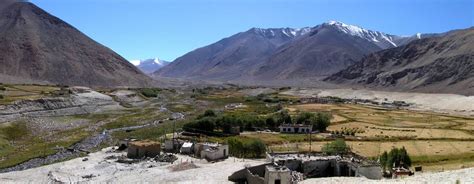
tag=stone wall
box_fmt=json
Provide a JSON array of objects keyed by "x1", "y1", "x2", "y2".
[{"x1": 355, "y1": 165, "x2": 383, "y2": 179}]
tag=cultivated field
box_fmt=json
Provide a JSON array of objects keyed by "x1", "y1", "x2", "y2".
[{"x1": 280, "y1": 102, "x2": 474, "y2": 171}]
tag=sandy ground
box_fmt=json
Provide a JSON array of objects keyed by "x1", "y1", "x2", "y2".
[
  {"x1": 1, "y1": 147, "x2": 473, "y2": 184},
  {"x1": 0, "y1": 147, "x2": 265, "y2": 184},
  {"x1": 302, "y1": 167, "x2": 474, "y2": 184},
  {"x1": 282, "y1": 88, "x2": 474, "y2": 116}
]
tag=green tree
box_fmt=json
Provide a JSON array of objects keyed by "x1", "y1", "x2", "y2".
[
  {"x1": 312, "y1": 112, "x2": 331, "y2": 132},
  {"x1": 322, "y1": 139, "x2": 350, "y2": 155},
  {"x1": 265, "y1": 117, "x2": 276, "y2": 129},
  {"x1": 385, "y1": 147, "x2": 412, "y2": 170},
  {"x1": 275, "y1": 110, "x2": 292, "y2": 124},
  {"x1": 380, "y1": 151, "x2": 388, "y2": 172},
  {"x1": 399, "y1": 147, "x2": 412, "y2": 167},
  {"x1": 296, "y1": 112, "x2": 315, "y2": 124}
]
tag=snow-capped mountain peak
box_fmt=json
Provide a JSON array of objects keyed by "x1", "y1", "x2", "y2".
[
  {"x1": 129, "y1": 58, "x2": 170, "y2": 74},
  {"x1": 416, "y1": 33, "x2": 422, "y2": 39},
  {"x1": 325, "y1": 20, "x2": 399, "y2": 48},
  {"x1": 251, "y1": 27, "x2": 311, "y2": 38}
]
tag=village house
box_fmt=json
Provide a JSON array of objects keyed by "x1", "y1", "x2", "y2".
[
  {"x1": 194, "y1": 142, "x2": 229, "y2": 161},
  {"x1": 164, "y1": 139, "x2": 183, "y2": 152},
  {"x1": 279, "y1": 124, "x2": 312, "y2": 134},
  {"x1": 127, "y1": 140, "x2": 161, "y2": 159},
  {"x1": 180, "y1": 142, "x2": 194, "y2": 154},
  {"x1": 229, "y1": 153, "x2": 382, "y2": 183}
]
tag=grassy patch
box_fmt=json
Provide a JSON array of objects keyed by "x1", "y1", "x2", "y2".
[
  {"x1": 411, "y1": 152, "x2": 474, "y2": 165},
  {"x1": 0, "y1": 123, "x2": 89, "y2": 169}
]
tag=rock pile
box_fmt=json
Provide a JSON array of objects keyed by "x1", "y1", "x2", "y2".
[{"x1": 155, "y1": 154, "x2": 178, "y2": 163}]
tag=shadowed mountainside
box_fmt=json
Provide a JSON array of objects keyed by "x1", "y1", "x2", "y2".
[{"x1": 0, "y1": 1, "x2": 151, "y2": 87}]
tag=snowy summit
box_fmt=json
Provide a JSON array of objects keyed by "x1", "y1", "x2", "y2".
[
  {"x1": 325, "y1": 20, "x2": 399, "y2": 48},
  {"x1": 130, "y1": 58, "x2": 170, "y2": 74}
]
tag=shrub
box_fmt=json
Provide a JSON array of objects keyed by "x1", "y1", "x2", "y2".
[
  {"x1": 0, "y1": 94, "x2": 3, "y2": 99},
  {"x1": 140, "y1": 88, "x2": 161, "y2": 98},
  {"x1": 322, "y1": 139, "x2": 350, "y2": 155},
  {"x1": 0, "y1": 86, "x2": 6, "y2": 91},
  {"x1": 227, "y1": 137, "x2": 266, "y2": 158},
  {"x1": 203, "y1": 109, "x2": 216, "y2": 117}
]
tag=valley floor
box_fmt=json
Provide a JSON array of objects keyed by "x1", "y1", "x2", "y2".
[
  {"x1": 282, "y1": 88, "x2": 474, "y2": 116},
  {"x1": 0, "y1": 147, "x2": 472, "y2": 184}
]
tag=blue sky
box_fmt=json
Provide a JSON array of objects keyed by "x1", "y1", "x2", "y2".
[{"x1": 30, "y1": 0, "x2": 473, "y2": 62}]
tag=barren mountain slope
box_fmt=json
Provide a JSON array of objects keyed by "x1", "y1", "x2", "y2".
[
  {"x1": 0, "y1": 1, "x2": 151, "y2": 87},
  {"x1": 325, "y1": 28, "x2": 474, "y2": 95}
]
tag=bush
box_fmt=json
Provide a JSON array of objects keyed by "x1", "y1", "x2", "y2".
[
  {"x1": 227, "y1": 137, "x2": 266, "y2": 158},
  {"x1": 322, "y1": 139, "x2": 350, "y2": 155},
  {"x1": 140, "y1": 88, "x2": 161, "y2": 98},
  {"x1": 203, "y1": 109, "x2": 216, "y2": 117},
  {"x1": 0, "y1": 86, "x2": 6, "y2": 91},
  {"x1": 0, "y1": 94, "x2": 3, "y2": 99}
]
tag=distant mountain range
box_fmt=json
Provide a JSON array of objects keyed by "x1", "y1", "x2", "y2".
[
  {"x1": 155, "y1": 21, "x2": 473, "y2": 94},
  {"x1": 325, "y1": 28, "x2": 474, "y2": 95},
  {"x1": 0, "y1": 0, "x2": 151, "y2": 87},
  {"x1": 130, "y1": 58, "x2": 170, "y2": 75},
  {"x1": 1, "y1": 0, "x2": 471, "y2": 95},
  {"x1": 154, "y1": 21, "x2": 428, "y2": 81},
  {"x1": 155, "y1": 27, "x2": 312, "y2": 80}
]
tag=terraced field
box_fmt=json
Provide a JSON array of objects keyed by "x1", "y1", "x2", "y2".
[{"x1": 280, "y1": 102, "x2": 474, "y2": 171}]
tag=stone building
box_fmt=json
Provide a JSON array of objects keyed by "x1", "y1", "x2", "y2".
[
  {"x1": 127, "y1": 140, "x2": 161, "y2": 159},
  {"x1": 229, "y1": 152, "x2": 382, "y2": 183},
  {"x1": 194, "y1": 142, "x2": 229, "y2": 161},
  {"x1": 164, "y1": 139, "x2": 183, "y2": 152},
  {"x1": 264, "y1": 165, "x2": 292, "y2": 184}
]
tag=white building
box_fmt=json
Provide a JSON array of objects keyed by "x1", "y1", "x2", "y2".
[
  {"x1": 279, "y1": 124, "x2": 312, "y2": 134},
  {"x1": 180, "y1": 142, "x2": 194, "y2": 154},
  {"x1": 264, "y1": 165, "x2": 292, "y2": 184},
  {"x1": 195, "y1": 143, "x2": 229, "y2": 161}
]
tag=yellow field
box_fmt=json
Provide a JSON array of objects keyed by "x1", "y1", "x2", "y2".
[
  {"x1": 0, "y1": 85, "x2": 60, "y2": 105},
  {"x1": 290, "y1": 103, "x2": 474, "y2": 130},
  {"x1": 270, "y1": 140, "x2": 474, "y2": 158},
  {"x1": 256, "y1": 102, "x2": 474, "y2": 171},
  {"x1": 328, "y1": 122, "x2": 474, "y2": 139}
]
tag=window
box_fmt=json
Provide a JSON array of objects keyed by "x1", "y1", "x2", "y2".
[
  {"x1": 282, "y1": 128, "x2": 286, "y2": 132},
  {"x1": 275, "y1": 179, "x2": 281, "y2": 184}
]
